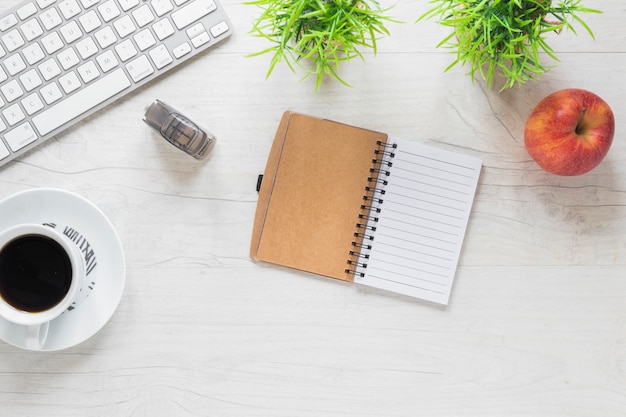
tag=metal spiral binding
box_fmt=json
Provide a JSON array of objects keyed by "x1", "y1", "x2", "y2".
[{"x1": 345, "y1": 140, "x2": 397, "y2": 278}]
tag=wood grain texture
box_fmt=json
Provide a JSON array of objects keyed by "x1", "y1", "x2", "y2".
[{"x1": 0, "y1": 0, "x2": 624, "y2": 415}]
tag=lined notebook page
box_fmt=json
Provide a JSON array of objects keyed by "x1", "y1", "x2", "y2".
[{"x1": 354, "y1": 137, "x2": 482, "y2": 304}]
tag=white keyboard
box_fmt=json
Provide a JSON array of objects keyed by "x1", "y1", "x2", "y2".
[{"x1": 0, "y1": 0, "x2": 232, "y2": 166}]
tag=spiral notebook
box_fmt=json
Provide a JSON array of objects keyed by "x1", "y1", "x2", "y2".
[{"x1": 250, "y1": 112, "x2": 482, "y2": 304}]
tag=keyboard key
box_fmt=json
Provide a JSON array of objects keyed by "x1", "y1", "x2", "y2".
[
  {"x1": 148, "y1": 44, "x2": 172, "y2": 69},
  {"x1": 134, "y1": 29, "x2": 156, "y2": 51},
  {"x1": 3, "y1": 103, "x2": 26, "y2": 126},
  {"x1": 38, "y1": 58, "x2": 62, "y2": 80},
  {"x1": 113, "y1": 15, "x2": 136, "y2": 38},
  {"x1": 21, "y1": 18, "x2": 44, "y2": 41},
  {"x1": 1, "y1": 79, "x2": 24, "y2": 102},
  {"x1": 118, "y1": 0, "x2": 139, "y2": 11},
  {"x1": 95, "y1": 50, "x2": 119, "y2": 72},
  {"x1": 40, "y1": 82, "x2": 63, "y2": 104},
  {"x1": 0, "y1": 141, "x2": 9, "y2": 161},
  {"x1": 76, "y1": 37, "x2": 98, "y2": 59},
  {"x1": 32, "y1": 68, "x2": 131, "y2": 136},
  {"x1": 0, "y1": 14, "x2": 18, "y2": 31},
  {"x1": 77, "y1": 60, "x2": 100, "y2": 83},
  {"x1": 58, "y1": 0, "x2": 81, "y2": 19},
  {"x1": 191, "y1": 31, "x2": 210, "y2": 48},
  {"x1": 132, "y1": 5, "x2": 154, "y2": 27},
  {"x1": 78, "y1": 10, "x2": 102, "y2": 32},
  {"x1": 125, "y1": 55, "x2": 154, "y2": 82},
  {"x1": 98, "y1": 0, "x2": 121, "y2": 22},
  {"x1": 5, "y1": 122, "x2": 37, "y2": 152},
  {"x1": 151, "y1": 0, "x2": 173, "y2": 17},
  {"x1": 79, "y1": 0, "x2": 100, "y2": 8},
  {"x1": 59, "y1": 71, "x2": 81, "y2": 93},
  {"x1": 19, "y1": 69, "x2": 42, "y2": 91},
  {"x1": 41, "y1": 32, "x2": 64, "y2": 54},
  {"x1": 37, "y1": 0, "x2": 57, "y2": 8},
  {"x1": 152, "y1": 18, "x2": 174, "y2": 40},
  {"x1": 171, "y1": 0, "x2": 216, "y2": 30},
  {"x1": 40, "y1": 8, "x2": 62, "y2": 30},
  {"x1": 115, "y1": 39, "x2": 137, "y2": 61},
  {"x1": 17, "y1": 3, "x2": 37, "y2": 20},
  {"x1": 4, "y1": 53, "x2": 27, "y2": 76},
  {"x1": 95, "y1": 26, "x2": 117, "y2": 48},
  {"x1": 210, "y1": 20, "x2": 228, "y2": 37},
  {"x1": 22, "y1": 93, "x2": 44, "y2": 115},
  {"x1": 186, "y1": 22, "x2": 205, "y2": 38},
  {"x1": 60, "y1": 21, "x2": 83, "y2": 43},
  {"x1": 172, "y1": 42, "x2": 191, "y2": 58},
  {"x1": 23, "y1": 43, "x2": 45, "y2": 65},
  {"x1": 2, "y1": 29, "x2": 25, "y2": 52},
  {"x1": 57, "y1": 47, "x2": 80, "y2": 70}
]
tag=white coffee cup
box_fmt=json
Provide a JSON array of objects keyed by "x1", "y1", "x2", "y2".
[{"x1": 0, "y1": 223, "x2": 86, "y2": 350}]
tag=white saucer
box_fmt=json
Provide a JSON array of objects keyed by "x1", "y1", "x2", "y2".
[{"x1": 0, "y1": 188, "x2": 125, "y2": 351}]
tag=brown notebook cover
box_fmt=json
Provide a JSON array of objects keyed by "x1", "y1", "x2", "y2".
[{"x1": 250, "y1": 111, "x2": 388, "y2": 281}]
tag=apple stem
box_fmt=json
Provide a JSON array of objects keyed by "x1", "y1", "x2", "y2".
[{"x1": 575, "y1": 107, "x2": 587, "y2": 135}]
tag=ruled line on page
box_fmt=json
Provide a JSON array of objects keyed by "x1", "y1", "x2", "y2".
[{"x1": 354, "y1": 138, "x2": 482, "y2": 305}]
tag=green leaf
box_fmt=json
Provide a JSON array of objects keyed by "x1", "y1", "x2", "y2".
[
  {"x1": 418, "y1": 0, "x2": 601, "y2": 89},
  {"x1": 248, "y1": 0, "x2": 396, "y2": 90}
]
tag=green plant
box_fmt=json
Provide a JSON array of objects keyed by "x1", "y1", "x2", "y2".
[
  {"x1": 418, "y1": 0, "x2": 601, "y2": 90},
  {"x1": 248, "y1": 0, "x2": 395, "y2": 90}
]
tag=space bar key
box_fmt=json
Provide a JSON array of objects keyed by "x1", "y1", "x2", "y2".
[{"x1": 32, "y1": 69, "x2": 132, "y2": 136}]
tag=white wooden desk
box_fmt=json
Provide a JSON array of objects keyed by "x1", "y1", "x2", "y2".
[{"x1": 1, "y1": 0, "x2": 624, "y2": 415}]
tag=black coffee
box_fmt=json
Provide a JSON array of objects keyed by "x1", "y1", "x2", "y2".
[{"x1": 0, "y1": 234, "x2": 73, "y2": 312}]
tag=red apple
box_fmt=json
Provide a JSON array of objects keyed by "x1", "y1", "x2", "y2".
[{"x1": 524, "y1": 88, "x2": 615, "y2": 176}]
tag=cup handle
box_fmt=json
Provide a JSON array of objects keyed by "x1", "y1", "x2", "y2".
[{"x1": 24, "y1": 322, "x2": 50, "y2": 350}]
